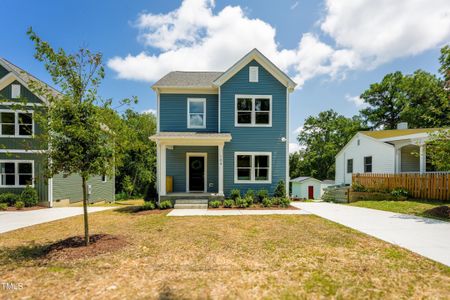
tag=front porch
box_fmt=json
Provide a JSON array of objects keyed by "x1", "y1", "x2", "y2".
[
  {"x1": 150, "y1": 132, "x2": 232, "y2": 200},
  {"x1": 394, "y1": 141, "x2": 429, "y2": 173}
]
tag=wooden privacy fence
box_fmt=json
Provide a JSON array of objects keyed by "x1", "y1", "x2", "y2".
[{"x1": 352, "y1": 173, "x2": 450, "y2": 201}]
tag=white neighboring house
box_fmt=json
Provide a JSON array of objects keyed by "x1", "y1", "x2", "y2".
[
  {"x1": 335, "y1": 124, "x2": 441, "y2": 185},
  {"x1": 291, "y1": 177, "x2": 335, "y2": 199}
]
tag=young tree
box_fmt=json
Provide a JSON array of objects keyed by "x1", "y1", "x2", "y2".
[
  {"x1": 27, "y1": 29, "x2": 115, "y2": 245},
  {"x1": 297, "y1": 110, "x2": 364, "y2": 180}
]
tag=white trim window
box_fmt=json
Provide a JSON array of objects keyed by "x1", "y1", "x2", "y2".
[
  {"x1": 0, "y1": 160, "x2": 34, "y2": 187},
  {"x1": 187, "y1": 98, "x2": 206, "y2": 129},
  {"x1": 11, "y1": 84, "x2": 21, "y2": 99},
  {"x1": 0, "y1": 110, "x2": 34, "y2": 137},
  {"x1": 235, "y1": 95, "x2": 272, "y2": 127},
  {"x1": 234, "y1": 152, "x2": 271, "y2": 183}
]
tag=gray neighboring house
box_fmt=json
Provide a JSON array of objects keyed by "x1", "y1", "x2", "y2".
[{"x1": 0, "y1": 58, "x2": 114, "y2": 206}]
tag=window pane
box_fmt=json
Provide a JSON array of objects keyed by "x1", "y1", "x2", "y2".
[
  {"x1": 189, "y1": 101, "x2": 204, "y2": 113},
  {"x1": 189, "y1": 114, "x2": 204, "y2": 127},
  {"x1": 255, "y1": 155, "x2": 269, "y2": 168},
  {"x1": 255, "y1": 98, "x2": 270, "y2": 111},
  {"x1": 254, "y1": 168, "x2": 268, "y2": 180},
  {"x1": 3, "y1": 174, "x2": 15, "y2": 185},
  {"x1": 2, "y1": 124, "x2": 15, "y2": 135},
  {"x1": 1, "y1": 163, "x2": 15, "y2": 173},
  {"x1": 19, "y1": 175, "x2": 32, "y2": 186},
  {"x1": 237, "y1": 155, "x2": 251, "y2": 167},
  {"x1": 255, "y1": 112, "x2": 269, "y2": 124},
  {"x1": 19, "y1": 125, "x2": 32, "y2": 136},
  {"x1": 237, "y1": 98, "x2": 252, "y2": 110},
  {"x1": 237, "y1": 168, "x2": 251, "y2": 180},
  {"x1": 18, "y1": 113, "x2": 32, "y2": 125},
  {"x1": 1, "y1": 112, "x2": 14, "y2": 123},
  {"x1": 365, "y1": 156, "x2": 372, "y2": 164},
  {"x1": 18, "y1": 163, "x2": 32, "y2": 174},
  {"x1": 237, "y1": 112, "x2": 251, "y2": 124}
]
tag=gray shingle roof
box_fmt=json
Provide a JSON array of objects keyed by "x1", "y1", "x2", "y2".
[{"x1": 152, "y1": 71, "x2": 223, "y2": 88}]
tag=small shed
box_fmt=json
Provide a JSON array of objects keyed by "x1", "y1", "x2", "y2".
[{"x1": 290, "y1": 177, "x2": 323, "y2": 200}]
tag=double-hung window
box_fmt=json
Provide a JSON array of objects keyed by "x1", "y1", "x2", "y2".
[
  {"x1": 0, "y1": 110, "x2": 33, "y2": 137},
  {"x1": 235, "y1": 152, "x2": 271, "y2": 183},
  {"x1": 364, "y1": 156, "x2": 372, "y2": 173},
  {"x1": 235, "y1": 95, "x2": 271, "y2": 127},
  {"x1": 0, "y1": 161, "x2": 34, "y2": 187},
  {"x1": 187, "y1": 98, "x2": 206, "y2": 128},
  {"x1": 347, "y1": 159, "x2": 353, "y2": 173}
]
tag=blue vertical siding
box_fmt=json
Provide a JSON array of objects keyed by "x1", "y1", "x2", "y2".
[
  {"x1": 220, "y1": 60, "x2": 287, "y2": 196},
  {"x1": 159, "y1": 93, "x2": 218, "y2": 132},
  {"x1": 166, "y1": 146, "x2": 218, "y2": 193}
]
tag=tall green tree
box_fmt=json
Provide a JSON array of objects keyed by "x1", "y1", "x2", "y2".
[
  {"x1": 116, "y1": 110, "x2": 157, "y2": 198},
  {"x1": 439, "y1": 45, "x2": 450, "y2": 89},
  {"x1": 297, "y1": 110, "x2": 364, "y2": 180},
  {"x1": 425, "y1": 129, "x2": 450, "y2": 171},
  {"x1": 27, "y1": 29, "x2": 118, "y2": 246}
]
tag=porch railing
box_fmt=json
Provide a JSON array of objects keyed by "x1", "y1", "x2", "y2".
[{"x1": 352, "y1": 173, "x2": 450, "y2": 201}]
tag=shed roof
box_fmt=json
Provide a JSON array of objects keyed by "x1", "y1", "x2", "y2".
[{"x1": 290, "y1": 176, "x2": 322, "y2": 183}]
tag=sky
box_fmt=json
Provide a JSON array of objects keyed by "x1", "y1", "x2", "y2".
[{"x1": 1, "y1": 0, "x2": 449, "y2": 153}]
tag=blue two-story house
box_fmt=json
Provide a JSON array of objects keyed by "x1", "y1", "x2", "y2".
[{"x1": 150, "y1": 49, "x2": 296, "y2": 202}]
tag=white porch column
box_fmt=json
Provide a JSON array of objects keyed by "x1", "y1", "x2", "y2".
[
  {"x1": 395, "y1": 147, "x2": 402, "y2": 173},
  {"x1": 218, "y1": 144, "x2": 224, "y2": 196},
  {"x1": 419, "y1": 144, "x2": 426, "y2": 173},
  {"x1": 160, "y1": 144, "x2": 167, "y2": 196}
]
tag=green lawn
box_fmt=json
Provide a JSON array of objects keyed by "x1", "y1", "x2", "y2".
[
  {"x1": 0, "y1": 207, "x2": 449, "y2": 299},
  {"x1": 348, "y1": 200, "x2": 450, "y2": 221}
]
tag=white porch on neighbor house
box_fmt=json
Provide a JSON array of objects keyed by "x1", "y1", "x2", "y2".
[
  {"x1": 393, "y1": 139, "x2": 428, "y2": 173},
  {"x1": 150, "y1": 132, "x2": 232, "y2": 197}
]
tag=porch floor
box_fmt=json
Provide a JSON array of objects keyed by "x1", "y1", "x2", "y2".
[{"x1": 161, "y1": 192, "x2": 224, "y2": 201}]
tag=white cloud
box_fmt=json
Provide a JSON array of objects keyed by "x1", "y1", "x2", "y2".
[
  {"x1": 345, "y1": 94, "x2": 365, "y2": 107},
  {"x1": 293, "y1": 125, "x2": 304, "y2": 134},
  {"x1": 142, "y1": 108, "x2": 157, "y2": 115},
  {"x1": 289, "y1": 143, "x2": 302, "y2": 153},
  {"x1": 108, "y1": 0, "x2": 450, "y2": 86},
  {"x1": 290, "y1": 1, "x2": 299, "y2": 10}
]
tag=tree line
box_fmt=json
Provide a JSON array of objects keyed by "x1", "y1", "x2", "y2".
[{"x1": 290, "y1": 45, "x2": 450, "y2": 181}]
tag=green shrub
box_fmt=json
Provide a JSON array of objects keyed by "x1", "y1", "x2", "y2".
[
  {"x1": 257, "y1": 189, "x2": 269, "y2": 202},
  {"x1": 244, "y1": 195, "x2": 254, "y2": 207},
  {"x1": 141, "y1": 202, "x2": 155, "y2": 211},
  {"x1": 209, "y1": 200, "x2": 221, "y2": 208},
  {"x1": 159, "y1": 200, "x2": 173, "y2": 210},
  {"x1": 0, "y1": 203, "x2": 7, "y2": 211},
  {"x1": 235, "y1": 197, "x2": 248, "y2": 208},
  {"x1": 352, "y1": 182, "x2": 367, "y2": 192},
  {"x1": 0, "y1": 193, "x2": 19, "y2": 206},
  {"x1": 391, "y1": 188, "x2": 409, "y2": 199},
  {"x1": 230, "y1": 189, "x2": 241, "y2": 200},
  {"x1": 223, "y1": 199, "x2": 234, "y2": 208},
  {"x1": 262, "y1": 197, "x2": 272, "y2": 207},
  {"x1": 271, "y1": 197, "x2": 280, "y2": 206},
  {"x1": 244, "y1": 189, "x2": 256, "y2": 202},
  {"x1": 273, "y1": 180, "x2": 286, "y2": 198},
  {"x1": 20, "y1": 186, "x2": 38, "y2": 207},
  {"x1": 279, "y1": 197, "x2": 291, "y2": 208},
  {"x1": 15, "y1": 201, "x2": 24, "y2": 210}
]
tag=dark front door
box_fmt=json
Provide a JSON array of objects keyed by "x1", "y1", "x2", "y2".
[
  {"x1": 189, "y1": 156, "x2": 205, "y2": 192},
  {"x1": 308, "y1": 186, "x2": 314, "y2": 199}
]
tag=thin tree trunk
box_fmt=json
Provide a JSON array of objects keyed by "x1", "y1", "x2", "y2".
[{"x1": 82, "y1": 176, "x2": 90, "y2": 246}]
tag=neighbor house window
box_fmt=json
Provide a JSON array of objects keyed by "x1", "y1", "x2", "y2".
[
  {"x1": 0, "y1": 161, "x2": 34, "y2": 187},
  {"x1": 0, "y1": 110, "x2": 33, "y2": 137},
  {"x1": 249, "y1": 66, "x2": 259, "y2": 82},
  {"x1": 235, "y1": 95, "x2": 271, "y2": 127},
  {"x1": 364, "y1": 156, "x2": 372, "y2": 173},
  {"x1": 187, "y1": 98, "x2": 206, "y2": 128},
  {"x1": 11, "y1": 84, "x2": 21, "y2": 99},
  {"x1": 347, "y1": 159, "x2": 353, "y2": 173},
  {"x1": 101, "y1": 175, "x2": 107, "y2": 182},
  {"x1": 235, "y1": 152, "x2": 271, "y2": 183}
]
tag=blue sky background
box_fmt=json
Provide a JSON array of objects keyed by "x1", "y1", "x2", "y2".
[{"x1": 0, "y1": 0, "x2": 446, "y2": 151}]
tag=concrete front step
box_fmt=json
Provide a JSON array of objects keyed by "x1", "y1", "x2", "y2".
[
  {"x1": 175, "y1": 199, "x2": 208, "y2": 204},
  {"x1": 174, "y1": 203, "x2": 208, "y2": 209}
]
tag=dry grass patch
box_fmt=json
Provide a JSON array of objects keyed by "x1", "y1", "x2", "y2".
[{"x1": 0, "y1": 209, "x2": 449, "y2": 299}]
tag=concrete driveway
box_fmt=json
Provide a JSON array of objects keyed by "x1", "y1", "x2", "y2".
[
  {"x1": 291, "y1": 202, "x2": 450, "y2": 267},
  {"x1": 0, "y1": 207, "x2": 115, "y2": 234}
]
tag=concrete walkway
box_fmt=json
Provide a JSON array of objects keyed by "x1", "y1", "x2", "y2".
[
  {"x1": 0, "y1": 207, "x2": 115, "y2": 234},
  {"x1": 291, "y1": 202, "x2": 450, "y2": 267},
  {"x1": 168, "y1": 209, "x2": 311, "y2": 217}
]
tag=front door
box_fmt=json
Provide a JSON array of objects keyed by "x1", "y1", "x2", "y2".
[
  {"x1": 308, "y1": 186, "x2": 314, "y2": 199},
  {"x1": 189, "y1": 156, "x2": 205, "y2": 192}
]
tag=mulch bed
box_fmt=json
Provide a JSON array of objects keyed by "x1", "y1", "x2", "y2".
[
  {"x1": 5, "y1": 206, "x2": 47, "y2": 212},
  {"x1": 424, "y1": 205, "x2": 450, "y2": 219},
  {"x1": 44, "y1": 234, "x2": 128, "y2": 260},
  {"x1": 209, "y1": 205, "x2": 299, "y2": 210}
]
